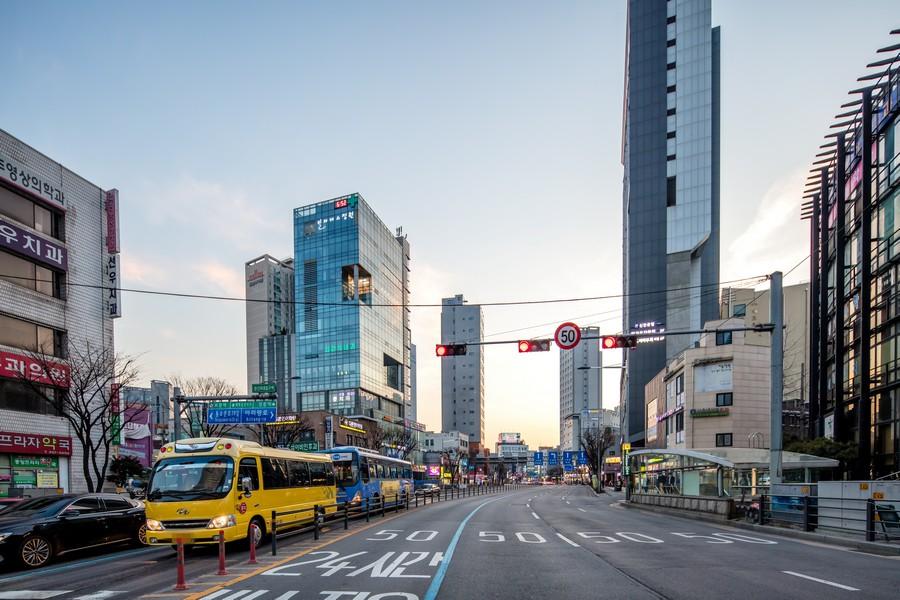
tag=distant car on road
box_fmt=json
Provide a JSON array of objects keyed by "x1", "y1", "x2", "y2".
[
  {"x1": 416, "y1": 483, "x2": 440, "y2": 495},
  {"x1": 0, "y1": 494, "x2": 146, "y2": 569}
]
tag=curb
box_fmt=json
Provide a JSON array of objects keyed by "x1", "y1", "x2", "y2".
[{"x1": 622, "y1": 500, "x2": 900, "y2": 556}]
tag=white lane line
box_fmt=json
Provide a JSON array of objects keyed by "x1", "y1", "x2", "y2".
[
  {"x1": 556, "y1": 533, "x2": 580, "y2": 548},
  {"x1": 526, "y1": 504, "x2": 531, "y2": 508},
  {"x1": 73, "y1": 593, "x2": 122, "y2": 600},
  {"x1": 566, "y1": 501, "x2": 571, "y2": 505},
  {"x1": 578, "y1": 507, "x2": 587, "y2": 513},
  {"x1": 273, "y1": 593, "x2": 299, "y2": 600},
  {"x1": 781, "y1": 571, "x2": 859, "y2": 591},
  {"x1": 0, "y1": 593, "x2": 71, "y2": 600},
  {"x1": 532, "y1": 511, "x2": 541, "y2": 519},
  {"x1": 199, "y1": 591, "x2": 235, "y2": 600}
]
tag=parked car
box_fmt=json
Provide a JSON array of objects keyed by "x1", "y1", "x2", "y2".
[{"x1": 0, "y1": 494, "x2": 147, "y2": 569}]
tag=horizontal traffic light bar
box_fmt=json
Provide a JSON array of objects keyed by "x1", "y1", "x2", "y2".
[{"x1": 436, "y1": 324, "x2": 775, "y2": 354}]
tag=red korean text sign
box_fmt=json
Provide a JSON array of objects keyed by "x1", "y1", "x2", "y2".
[
  {"x1": 0, "y1": 351, "x2": 70, "y2": 388},
  {"x1": 0, "y1": 431, "x2": 72, "y2": 456}
]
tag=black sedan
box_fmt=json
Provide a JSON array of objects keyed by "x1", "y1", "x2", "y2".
[{"x1": 0, "y1": 493, "x2": 147, "y2": 569}]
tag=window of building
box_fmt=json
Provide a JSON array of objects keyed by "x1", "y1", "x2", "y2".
[
  {"x1": 666, "y1": 131, "x2": 676, "y2": 139},
  {"x1": 667, "y1": 108, "x2": 676, "y2": 116},
  {"x1": 0, "y1": 185, "x2": 63, "y2": 240},
  {"x1": 666, "y1": 15, "x2": 676, "y2": 24},
  {"x1": 0, "y1": 379, "x2": 63, "y2": 416},
  {"x1": 667, "y1": 154, "x2": 677, "y2": 161},
  {"x1": 0, "y1": 313, "x2": 64, "y2": 356},
  {"x1": 666, "y1": 39, "x2": 676, "y2": 48},
  {"x1": 733, "y1": 304, "x2": 747, "y2": 317},
  {"x1": 716, "y1": 331, "x2": 733, "y2": 346},
  {"x1": 667, "y1": 62, "x2": 676, "y2": 70},
  {"x1": 666, "y1": 85, "x2": 676, "y2": 94},
  {"x1": 716, "y1": 393, "x2": 733, "y2": 407},
  {"x1": 716, "y1": 433, "x2": 733, "y2": 447},
  {"x1": 0, "y1": 250, "x2": 61, "y2": 297}
]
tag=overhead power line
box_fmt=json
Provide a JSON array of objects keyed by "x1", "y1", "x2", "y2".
[{"x1": 0, "y1": 273, "x2": 769, "y2": 310}]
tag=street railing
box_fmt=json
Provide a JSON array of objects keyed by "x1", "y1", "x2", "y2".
[{"x1": 754, "y1": 493, "x2": 900, "y2": 543}]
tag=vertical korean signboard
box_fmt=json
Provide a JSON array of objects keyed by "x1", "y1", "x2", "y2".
[{"x1": 104, "y1": 189, "x2": 121, "y2": 318}]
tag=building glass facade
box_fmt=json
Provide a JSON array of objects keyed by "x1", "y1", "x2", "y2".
[
  {"x1": 621, "y1": 0, "x2": 720, "y2": 447},
  {"x1": 808, "y1": 42, "x2": 900, "y2": 477},
  {"x1": 293, "y1": 194, "x2": 410, "y2": 422}
]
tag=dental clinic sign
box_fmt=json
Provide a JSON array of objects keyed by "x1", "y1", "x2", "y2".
[
  {"x1": 0, "y1": 216, "x2": 67, "y2": 271},
  {"x1": 104, "y1": 189, "x2": 121, "y2": 319}
]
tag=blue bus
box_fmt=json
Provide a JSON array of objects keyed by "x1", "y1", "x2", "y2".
[{"x1": 321, "y1": 446, "x2": 413, "y2": 506}]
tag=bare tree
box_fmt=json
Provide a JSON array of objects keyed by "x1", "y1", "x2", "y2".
[
  {"x1": 367, "y1": 423, "x2": 388, "y2": 454},
  {"x1": 18, "y1": 341, "x2": 140, "y2": 492},
  {"x1": 440, "y1": 449, "x2": 465, "y2": 484},
  {"x1": 169, "y1": 375, "x2": 240, "y2": 438},
  {"x1": 382, "y1": 426, "x2": 420, "y2": 461},
  {"x1": 252, "y1": 413, "x2": 314, "y2": 448},
  {"x1": 581, "y1": 426, "x2": 616, "y2": 490}
]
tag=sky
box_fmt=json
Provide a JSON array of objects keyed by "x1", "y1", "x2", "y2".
[{"x1": 2, "y1": 1, "x2": 896, "y2": 449}]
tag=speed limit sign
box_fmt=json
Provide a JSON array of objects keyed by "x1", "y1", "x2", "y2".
[{"x1": 554, "y1": 322, "x2": 581, "y2": 350}]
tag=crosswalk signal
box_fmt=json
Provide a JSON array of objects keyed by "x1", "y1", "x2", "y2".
[
  {"x1": 518, "y1": 339, "x2": 551, "y2": 353},
  {"x1": 436, "y1": 344, "x2": 468, "y2": 357},
  {"x1": 601, "y1": 335, "x2": 638, "y2": 349}
]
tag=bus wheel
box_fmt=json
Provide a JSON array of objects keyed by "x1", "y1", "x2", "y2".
[{"x1": 248, "y1": 518, "x2": 265, "y2": 548}]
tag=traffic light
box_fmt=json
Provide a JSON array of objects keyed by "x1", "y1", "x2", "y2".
[
  {"x1": 436, "y1": 344, "x2": 468, "y2": 357},
  {"x1": 601, "y1": 335, "x2": 638, "y2": 349},
  {"x1": 517, "y1": 339, "x2": 551, "y2": 353}
]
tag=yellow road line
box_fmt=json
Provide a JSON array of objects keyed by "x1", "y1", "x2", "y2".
[{"x1": 181, "y1": 509, "x2": 410, "y2": 600}]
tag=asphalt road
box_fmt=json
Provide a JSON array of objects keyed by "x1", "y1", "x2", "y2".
[{"x1": 2, "y1": 485, "x2": 899, "y2": 600}]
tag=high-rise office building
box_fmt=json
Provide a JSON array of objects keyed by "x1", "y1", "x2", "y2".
[
  {"x1": 293, "y1": 194, "x2": 411, "y2": 421},
  {"x1": 245, "y1": 254, "x2": 296, "y2": 410},
  {"x1": 560, "y1": 327, "x2": 602, "y2": 451},
  {"x1": 409, "y1": 343, "x2": 417, "y2": 423},
  {"x1": 621, "y1": 0, "x2": 720, "y2": 445},
  {"x1": 441, "y1": 294, "x2": 485, "y2": 446}
]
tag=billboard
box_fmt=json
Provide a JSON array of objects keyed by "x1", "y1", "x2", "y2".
[
  {"x1": 120, "y1": 405, "x2": 153, "y2": 467},
  {"x1": 694, "y1": 361, "x2": 733, "y2": 393}
]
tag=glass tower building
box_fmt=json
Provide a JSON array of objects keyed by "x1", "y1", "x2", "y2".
[
  {"x1": 293, "y1": 193, "x2": 411, "y2": 420},
  {"x1": 621, "y1": 0, "x2": 721, "y2": 446}
]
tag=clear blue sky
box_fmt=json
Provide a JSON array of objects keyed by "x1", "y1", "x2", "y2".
[{"x1": 2, "y1": 1, "x2": 895, "y2": 448}]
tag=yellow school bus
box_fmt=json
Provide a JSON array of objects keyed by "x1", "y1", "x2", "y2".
[{"x1": 144, "y1": 438, "x2": 336, "y2": 547}]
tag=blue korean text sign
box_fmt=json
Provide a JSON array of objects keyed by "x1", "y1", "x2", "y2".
[
  {"x1": 207, "y1": 400, "x2": 277, "y2": 424},
  {"x1": 533, "y1": 451, "x2": 544, "y2": 465},
  {"x1": 563, "y1": 451, "x2": 574, "y2": 465},
  {"x1": 548, "y1": 452, "x2": 559, "y2": 466},
  {"x1": 577, "y1": 450, "x2": 588, "y2": 465}
]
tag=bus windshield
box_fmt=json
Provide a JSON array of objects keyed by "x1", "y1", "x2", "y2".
[
  {"x1": 148, "y1": 456, "x2": 235, "y2": 501},
  {"x1": 333, "y1": 460, "x2": 357, "y2": 486}
]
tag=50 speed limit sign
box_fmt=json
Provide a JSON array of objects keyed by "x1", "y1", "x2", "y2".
[{"x1": 554, "y1": 322, "x2": 581, "y2": 350}]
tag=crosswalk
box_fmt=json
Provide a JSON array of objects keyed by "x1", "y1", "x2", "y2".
[{"x1": 199, "y1": 591, "x2": 300, "y2": 600}]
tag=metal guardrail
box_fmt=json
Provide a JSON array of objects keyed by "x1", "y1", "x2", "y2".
[
  {"x1": 269, "y1": 482, "x2": 518, "y2": 555},
  {"x1": 752, "y1": 493, "x2": 900, "y2": 543}
]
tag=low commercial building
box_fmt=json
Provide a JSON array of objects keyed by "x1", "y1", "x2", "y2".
[
  {"x1": 0, "y1": 129, "x2": 119, "y2": 496},
  {"x1": 644, "y1": 318, "x2": 771, "y2": 451}
]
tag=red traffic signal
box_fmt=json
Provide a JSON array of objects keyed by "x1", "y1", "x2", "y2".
[
  {"x1": 601, "y1": 335, "x2": 638, "y2": 349},
  {"x1": 518, "y1": 339, "x2": 551, "y2": 353},
  {"x1": 436, "y1": 344, "x2": 468, "y2": 357}
]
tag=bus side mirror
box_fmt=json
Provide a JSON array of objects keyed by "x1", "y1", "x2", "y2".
[{"x1": 241, "y1": 477, "x2": 253, "y2": 496}]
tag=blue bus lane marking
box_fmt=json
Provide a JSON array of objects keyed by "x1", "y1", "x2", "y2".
[{"x1": 423, "y1": 495, "x2": 504, "y2": 600}]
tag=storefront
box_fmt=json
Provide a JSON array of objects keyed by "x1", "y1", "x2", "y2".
[{"x1": 0, "y1": 430, "x2": 72, "y2": 498}]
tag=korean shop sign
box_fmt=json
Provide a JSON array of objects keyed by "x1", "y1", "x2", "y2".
[
  {"x1": 0, "y1": 216, "x2": 67, "y2": 271},
  {"x1": 12, "y1": 456, "x2": 59, "y2": 469},
  {"x1": 0, "y1": 431, "x2": 72, "y2": 456},
  {"x1": 0, "y1": 153, "x2": 65, "y2": 209},
  {"x1": 0, "y1": 351, "x2": 70, "y2": 388}
]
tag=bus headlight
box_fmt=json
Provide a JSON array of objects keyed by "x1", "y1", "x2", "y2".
[
  {"x1": 207, "y1": 514, "x2": 236, "y2": 529},
  {"x1": 146, "y1": 519, "x2": 165, "y2": 531}
]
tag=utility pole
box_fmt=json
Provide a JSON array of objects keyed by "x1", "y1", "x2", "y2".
[{"x1": 770, "y1": 271, "x2": 784, "y2": 485}]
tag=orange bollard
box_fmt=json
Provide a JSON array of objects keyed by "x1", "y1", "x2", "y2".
[
  {"x1": 217, "y1": 530, "x2": 227, "y2": 575},
  {"x1": 174, "y1": 539, "x2": 187, "y2": 591},
  {"x1": 248, "y1": 524, "x2": 259, "y2": 564}
]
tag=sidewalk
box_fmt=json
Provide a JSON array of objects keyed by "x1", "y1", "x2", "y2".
[{"x1": 621, "y1": 500, "x2": 900, "y2": 556}]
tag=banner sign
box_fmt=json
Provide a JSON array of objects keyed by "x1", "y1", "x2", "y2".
[
  {"x1": 104, "y1": 189, "x2": 120, "y2": 254},
  {"x1": 207, "y1": 400, "x2": 277, "y2": 424},
  {"x1": 0, "y1": 431, "x2": 72, "y2": 456},
  {"x1": 121, "y1": 405, "x2": 152, "y2": 467},
  {"x1": 689, "y1": 407, "x2": 730, "y2": 418},
  {"x1": 0, "y1": 216, "x2": 68, "y2": 271},
  {"x1": 105, "y1": 253, "x2": 121, "y2": 318},
  {"x1": 0, "y1": 351, "x2": 70, "y2": 388}
]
